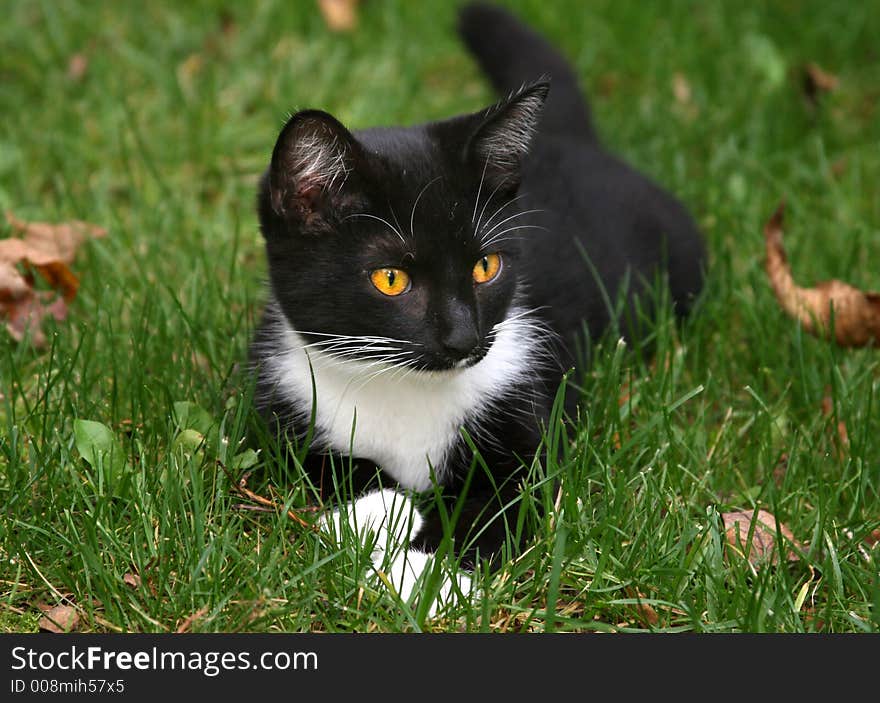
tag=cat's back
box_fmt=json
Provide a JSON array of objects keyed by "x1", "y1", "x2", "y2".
[
  {"x1": 517, "y1": 134, "x2": 705, "y2": 357},
  {"x1": 459, "y1": 3, "x2": 705, "y2": 354}
]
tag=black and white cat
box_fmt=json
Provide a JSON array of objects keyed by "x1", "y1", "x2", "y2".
[{"x1": 249, "y1": 3, "x2": 705, "y2": 612}]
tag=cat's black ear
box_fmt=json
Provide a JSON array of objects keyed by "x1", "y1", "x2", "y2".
[
  {"x1": 268, "y1": 110, "x2": 361, "y2": 220},
  {"x1": 466, "y1": 81, "x2": 549, "y2": 193}
]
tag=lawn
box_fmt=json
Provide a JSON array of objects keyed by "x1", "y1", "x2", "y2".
[{"x1": 1, "y1": 0, "x2": 878, "y2": 633}]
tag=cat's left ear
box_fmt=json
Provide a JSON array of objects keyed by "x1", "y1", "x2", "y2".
[
  {"x1": 268, "y1": 109, "x2": 363, "y2": 222},
  {"x1": 465, "y1": 81, "x2": 549, "y2": 194}
]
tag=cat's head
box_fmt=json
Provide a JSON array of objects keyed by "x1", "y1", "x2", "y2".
[{"x1": 258, "y1": 82, "x2": 548, "y2": 372}]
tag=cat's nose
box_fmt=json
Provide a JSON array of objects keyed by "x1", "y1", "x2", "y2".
[
  {"x1": 438, "y1": 299, "x2": 479, "y2": 360},
  {"x1": 441, "y1": 324, "x2": 479, "y2": 360},
  {"x1": 440, "y1": 308, "x2": 479, "y2": 359}
]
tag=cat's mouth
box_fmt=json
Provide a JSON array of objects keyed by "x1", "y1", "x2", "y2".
[
  {"x1": 453, "y1": 356, "x2": 477, "y2": 369},
  {"x1": 423, "y1": 348, "x2": 488, "y2": 373}
]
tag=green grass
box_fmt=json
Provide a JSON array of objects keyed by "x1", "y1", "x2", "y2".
[{"x1": 2, "y1": 0, "x2": 879, "y2": 633}]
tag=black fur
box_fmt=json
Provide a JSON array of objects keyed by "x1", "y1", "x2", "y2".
[{"x1": 249, "y1": 3, "x2": 705, "y2": 566}]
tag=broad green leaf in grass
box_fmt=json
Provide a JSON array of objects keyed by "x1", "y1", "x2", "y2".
[
  {"x1": 230, "y1": 448, "x2": 259, "y2": 471},
  {"x1": 73, "y1": 418, "x2": 130, "y2": 498},
  {"x1": 172, "y1": 401, "x2": 220, "y2": 455},
  {"x1": 172, "y1": 401, "x2": 217, "y2": 435},
  {"x1": 742, "y1": 33, "x2": 786, "y2": 90},
  {"x1": 173, "y1": 428, "x2": 207, "y2": 455}
]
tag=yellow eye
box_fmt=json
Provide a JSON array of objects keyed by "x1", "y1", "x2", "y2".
[
  {"x1": 473, "y1": 253, "x2": 501, "y2": 284},
  {"x1": 370, "y1": 268, "x2": 410, "y2": 296}
]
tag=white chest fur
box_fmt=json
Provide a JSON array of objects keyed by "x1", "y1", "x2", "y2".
[{"x1": 260, "y1": 304, "x2": 538, "y2": 492}]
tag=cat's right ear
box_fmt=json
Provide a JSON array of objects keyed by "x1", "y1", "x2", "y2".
[{"x1": 268, "y1": 110, "x2": 361, "y2": 221}]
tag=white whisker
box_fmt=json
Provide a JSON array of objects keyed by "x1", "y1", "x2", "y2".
[
  {"x1": 389, "y1": 203, "x2": 406, "y2": 241},
  {"x1": 480, "y1": 208, "x2": 545, "y2": 243},
  {"x1": 479, "y1": 192, "x2": 530, "y2": 235},
  {"x1": 481, "y1": 224, "x2": 549, "y2": 250},
  {"x1": 410, "y1": 175, "x2": 442, "y2": 238},
  {"x1": 295, "y1": 330, "x2": 421, "y2": 346},
  {"x1": 471, "y1": 152, "x2": 493, "y2": 224},
  {"x1": 343, "y1": 213, "x2": 406, "y2": 244}
]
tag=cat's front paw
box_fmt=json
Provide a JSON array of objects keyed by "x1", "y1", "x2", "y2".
[
  {"x1": 380, "y1": 547, "x2": 475, "y2": 617},
  {"x1": 320, "y1": 489, "x2": 476, "y2": 617},
  {"x1": 320, "y1": 488, "x2": 424, "y2": 549}
]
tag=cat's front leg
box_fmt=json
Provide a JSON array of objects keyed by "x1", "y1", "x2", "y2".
[{"x1": 321, "y1": 489, "x2": 475, "y2": 617}]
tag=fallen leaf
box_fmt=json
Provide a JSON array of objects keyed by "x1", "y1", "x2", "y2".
[
  {"x1": 821, "y1": 391, "x2": 850, "y2": 459},
  {"x1": 219, "y1": 11, "x2": 237, "y2": 37},
  {"x1": 176, "y1": 606, "x2": 209, "y2": 633},
  {"x1": 831, "y1": 157, "x2": 848, "y2": 179},
  {"x1": 67, "y1": 53, "x2": 89, "y2": 81},
  {"x1": 5, "y1": 211, "x2": 107, "y2": 266},
  {"x1": 722, "y1": 508, "x2": 802, "y2": 566},
  {"x1": 672, "y1": 72, "x2": 691, "y2": 105},
  {"x1": 122, "y1": 572, "x2": 141, "y2": 589},
  {"x1": 611, "y1": 431, "x2": 622, "y2": 450},
  {"x1": 0, "y1": 259, "x2": 32, "y2": 300},
  {"x1": 318, "y1": 0, "x2": 359, "y2": 32},
  {"x1": 764, "y1": 201, "x2": 880, "y2": 348},
  {"x1": 671, "y1": 72, "x2": 699, "y2": 121},
  {"x1": 624, "y1": 588, "x2": 659, "y2": 627},
  {"x1": 38, "y1": 604, "x2": 80, "y2": 633},
  {"x1": 4, "y1": 293, "x2": 68, "y2": 348},
  {"x1": 803, "y1": 62, "x2": 839, "y2": 105},
  {"x1": 1, "y1": 211, "x2": 104, "y2": 348},
  {"x1": 835, "y1": 420, "x2": 850, "y2": 450}
]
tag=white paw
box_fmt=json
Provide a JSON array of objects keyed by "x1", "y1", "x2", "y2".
[
  {"x1": 321, "y1": 489, "x2": 476, "y2": 617},
  {"x1": 381, "y1": 548, "x2": 476, "y2": 618},
  {"x1": 320, "y1": 488, "x2": 423, "y2": 549}
]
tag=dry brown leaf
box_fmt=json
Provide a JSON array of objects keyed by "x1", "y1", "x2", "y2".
[
  {"x1": 4, "y1": 293, "x2": 68, "y2": 348},
  {"x1": 38, "y1": 604, "x2": 80, "y2": 633},
  {"x1": 771, "y1": 452, "x2": 789, "y2": 488},
  {"x1": 821, "y1": 392, "x2": 850, "y2": 458},
  {"x1": 123, "y1": 567, "x2": 158, "y2": 596},
  {"x1": 219, "y1": 11, "x2": 237, "y2": 38},
  {"x1": 1, "y1": 211, "x2": 104, "y2": 348},
  {"x1": 177, "y1": 53, "x2": 204, "y2": 89},
  {"x1": 5, "y1": 211, "x2": 107, "y2": 264},
  {"x1": 624, "y1": 588, "x2": 659, "y2": 627},
  {"x1": 836, "y1": 420, "x2": 850, "y2": 450},
  {"x1": 318, "y1": 0, "x2": 359, "y2": 31},
  {"x1": 722, "y1": 508, "x2": 802, "y2": 566},
  {"x1": 671, "y1": 72, "x2": 698, "y2": 121},
  {"x1": 67, "y1": 53, "x2": 89, "y2": 81},
  {"x1": 803, "y1": 62, "x2": 839, "y2": 101},
  {"x1": 672, "y1": 72, "x2": 692, "y2": 105},
  {"x1": 764, "y1": 201, "x2": 880, "y2": 348},
  {"x1": 176, "y1": 606, "x2": 209, "y2": 633},
  {"x1": 831, "y1": 157, "x2": 848, "y2": 179},
  {"x1": 0, "y1": 260, "x2": 31, "y2": 301}
]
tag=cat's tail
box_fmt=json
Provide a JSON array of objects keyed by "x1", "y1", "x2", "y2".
[{"x1": 457, "y1": 2, "x2": 598, "y2": 143}]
